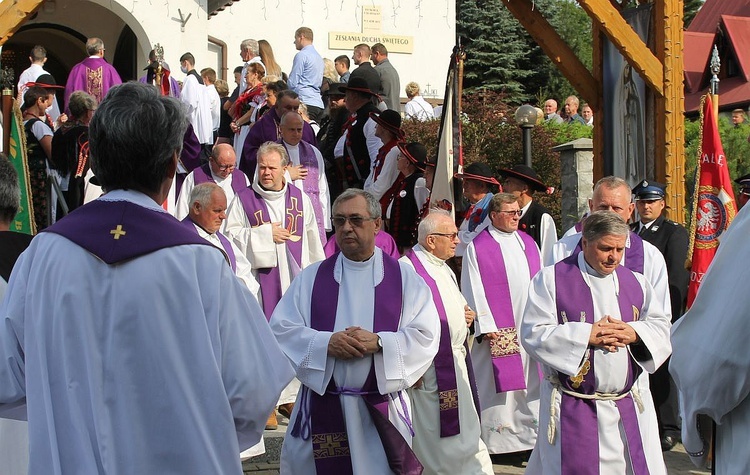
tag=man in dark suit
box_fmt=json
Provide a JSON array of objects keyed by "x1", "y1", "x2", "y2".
[{"x1": 631, "y1": 180, "x2": 689, "y2": 452}]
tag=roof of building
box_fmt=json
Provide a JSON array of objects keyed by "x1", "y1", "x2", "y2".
[{"x1": 687, "y1": 0, "x2": 750, "y2": 33}]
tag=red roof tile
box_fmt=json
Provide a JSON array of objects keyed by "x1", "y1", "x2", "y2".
[
  {"x1": 684, "y1": 32, "x2": 715, "y2": 93},
  {"x1": 687, "y1": 0, "x2": 750, "y2": 33},
  {"x1": 722, "y1": 15, "x2": 750, "y2": 81}
]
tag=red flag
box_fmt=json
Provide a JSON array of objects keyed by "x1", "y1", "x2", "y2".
[{"x1": 686, "y1": 95, "x2": 737, "y2": 307}]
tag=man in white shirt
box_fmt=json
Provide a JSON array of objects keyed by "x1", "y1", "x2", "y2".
[
  {"x1": 17, "y1": 45, "x2": 61, "y2": 123},
  {"x1": 201, "y1": 68, "x2": 222, "y2": 141}
]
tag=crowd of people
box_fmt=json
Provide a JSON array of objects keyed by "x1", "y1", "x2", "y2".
[{"x1": 1, "y1": 26, "x2": 749, "y2": 475}]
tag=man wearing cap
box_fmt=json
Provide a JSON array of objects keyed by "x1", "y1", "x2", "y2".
[
  {"x1": 289, "y1": 27, "x2": 325, "y2": 121},
  {"x1": 735, "y1": 173, "x2": 750, "y2": 210},
  {"x1": 174, "y1": 143, "x2": 249, "y2": 230},
  {"x1": 384, "y1": 142, "x2": 427, "y2": 253},
  {"x1": 364, "y1": 110, "x2": 404, "y2": 205},
  {"x1": 64, "y1": 38, "x2": 122, "y2": 111},
  {"x1": 334, "y1": 77, "x2": 383, "y2": 189},
  {"x1": 461, "y1": 192, "x2": 543, "y2": 458},
  {"x1": 631, "y1": 180, "x2": 689, "y2": 451},
  {"x1": 402, "y1": 209, "x2": 494, "y2": 474},
  {"x1": 269, "y1": 188, "x2": 439, "y2": 475},
  {"x1": 521, "y1": 210, "x2": 671, "y2": 474},
  {"x1": 278, "y1": 112, "x2": 331, "y2": 245},
  {"x1": 350, "y1": 44, "x2": 382, "y2": 102},
  {"x1": 500, "y1": 164, "x2": 557, "y2": 263},
  {"x1": 239, "y1": 90, "x2": 317, "y2": 176},
  {"x1": 454, "y1": 163, "x2": 501, "y2": 257}
]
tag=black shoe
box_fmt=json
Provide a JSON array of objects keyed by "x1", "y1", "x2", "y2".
[{"x1": 661, "y1": 435, "x2": 677, "y2": 451}]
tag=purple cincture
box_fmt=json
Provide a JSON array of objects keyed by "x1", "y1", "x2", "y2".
[
  {"x1": 44, "y1": 199, "x2": 218, "y2": 264},
  {"x1": 554, "y1": 255, "x2": 649, "y2": 475},
  {"x1": 292, "y1": 252, "x2": 423, "y2": 474},
  {"x1": 473, "y1": 228, "x2": 540, "y2": 393},
  {"x1": 236, "y1": 184, "x2": 304, "y2": 319}
]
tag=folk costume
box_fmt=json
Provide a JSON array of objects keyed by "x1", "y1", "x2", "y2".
[{"x1": 454, "y1": 163, "x2": 500, "y2": 257}]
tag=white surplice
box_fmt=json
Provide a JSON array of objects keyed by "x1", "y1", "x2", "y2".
[
  {"x1": 269, "y1": 249, "x2": 440, "y2": 475},
  {"x1": 670, "y1": 205, "x2": 750, "y2": 474},
  {"x1": 461, "y1": 227, "x2": 542, "y2": 453},
  {"x1": 456, "y1": 214, "x2": 490, "y2": 258},
  {"x1": 174, "y1": 168, "x2": 251, "y2": 232},
  {"x1": 520, "y1": 199, "x2": 558, "y2": 266},
  {"x1": 401, "y1": 245, "x2": 493, "y2": 475},
  {"x1": 0, "y1": 189, "x2": 295, "y2": 474},
  {"x1": 180, "y1": 74, "x2": 213, "y2": 144},
  {"x1": 521, "y1": 252, "x2": 671, "y2": 474}
]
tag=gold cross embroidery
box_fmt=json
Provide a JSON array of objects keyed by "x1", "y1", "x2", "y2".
[
  {"x1": 110, "y1": 225, "x2": 127, "y2": 240},
  {"x1": 570, "y1": 358, "x2": 591, "y2": 389}
]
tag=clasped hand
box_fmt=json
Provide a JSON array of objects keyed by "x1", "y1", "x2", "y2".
[
  {"x1": 328, "y1": 326, "x2": 380, "y2": 360},
  {"x1": 588, "y1": 315, "x2": 638, "y2": 352}
]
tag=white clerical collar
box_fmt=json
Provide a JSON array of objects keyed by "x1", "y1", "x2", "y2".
[
  {"x1": 99, "y1": 189, "x2": 168, "y2": 213},
  {"x1": 211, "y1": 170, "x2": 230, "y2": 185},
  {"x1": 577, "y1": 251, "x2": 620, "y2": 295},
  {"x1": 252, "y1": 180, "x2": 287, "y2": 201},
  {"x1": 489, "y1": 225, "x2": 525, "y2": 248},
  {"x1": 335, "y1": 247, "x2": 384, "y2": 285},
  {"x1": 283, "y1": 141, "x2": 299, "y2": 151}
]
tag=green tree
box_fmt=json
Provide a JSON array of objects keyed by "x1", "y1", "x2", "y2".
[{"x1": 684, "y1": 0, "x2": 705, "y2": 28}]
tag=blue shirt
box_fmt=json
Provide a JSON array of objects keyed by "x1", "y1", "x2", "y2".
[{"x1": 288, "y1": 45, "x2": 324, "y2": 108}]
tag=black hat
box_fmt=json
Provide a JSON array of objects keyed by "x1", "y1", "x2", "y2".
[
  {"x1": 370, "y1": 110, "x2": 404, "y2": 139},
  {"x1": 632, "y1": 180, "x2": 666, "y2": 201},
  {"x1": 397, "y1": 142, "x2": 428, "y2": 171},
  {"x1": 323, "y1": 82, "x2": 346, "y2": 97},
  {"x1": 26, "y1": 73, "x2": 64, "y2": 89},
  {"x1": 735, "y1": 173, "x2": 750, "y2": 187},
  {"x1": 454, "y1": 162, "x2": 500, "y2": 186},
  {"x1": 341, "y1": 76, "x2": 378, "y2": 96},
  {"x1": 499, "y1": 164, "x2": 547, "y2": 192}
]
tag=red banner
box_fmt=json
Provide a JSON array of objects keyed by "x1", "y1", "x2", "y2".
[{"x1": 686, "y1": 95, "x2": 736, "y2": 307}]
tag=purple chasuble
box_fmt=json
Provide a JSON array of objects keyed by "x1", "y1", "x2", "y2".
[
  {"x1": 281, "y1": 139, "x2": 326, "y2": 245},
  {"x1": 64, "y1": 57, "x2": 122, "y2": 111},
  {"x1": 473, "y1": 229, "x2": 541, "y2": 393},
  {"x1": 291, "y1": 252, "x2": 423, "y2": 474},
  {"x1": 405, "y1": 250, "x2": 480, "y2": 437},
  {"x1": 44, "y1": 199, "x2": 218, "y2": 264},
  {"x1": 236, "y1": 184, "x2": 304, "y2": 319},
  {"x1": 179, "y1": 216, "x2": 236, "y2": 272},
  {"x1": 192, "y1": 163, "x2": 247, "y2": 197},
  {"x1": 553, "y1": 255, "x2": 649, "y2": 475},
  {"x1": 572, "y1": 231, "x2": 645, "y2": 274},
  {"x1": 323, "y1": 229, "x2": 400, "y2": 259}
]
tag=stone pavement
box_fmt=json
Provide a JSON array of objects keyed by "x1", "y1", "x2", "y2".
[{"x1": 242, "y1": 414, "x2": 711, "y2": 474}]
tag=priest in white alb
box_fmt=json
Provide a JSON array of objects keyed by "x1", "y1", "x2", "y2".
[
  {"x1": 521, "y1": 211, "x2": 671, "y2": 474},
  {"x1": 269, "y1": 189, "x2": 440, "y2": 474},
  {"x1": 461, "y1": 192, "x2": 542, "y2": 456},
  {"x1": 402, "y1": 209, "x2": 493, "y2": 474},
  {"x1": 174, "y1": 143, "x2": 250, "y2": 231}
]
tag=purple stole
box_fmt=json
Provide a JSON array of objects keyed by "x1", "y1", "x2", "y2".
[
  {"x1": 324, "y1": 229, "x2": 400, "y2": 259},
  {"x1": 291, "y1": 252, "x2": 422, "y2": 474},
  {"x1": 192, "y1": 163, "x2": 247, "y2": 197},
  {"x1": 473, "y1": 228, "x2": 541, "y2": 393},
  {"x1": 44, "y1": 199, "x2": 217, "y2": 264},
  {"x1": 281, "y1": 139, "x2": 326, "y2": 246},
  {"x1": 236, "y1": 184, "x2": 304, "y2": 319},
  {"x1": 179, "y1": 216, "x2": 237, "y2": 272},
  {"x1": 554, "y1": 255, "x2": 649, "y2": 475},
  {"x1": 573, "y1": 231, "x2": 645, "y2": 274},
  {"x1": 405, "y1": 250, "x2": 480, "y2": 437}
]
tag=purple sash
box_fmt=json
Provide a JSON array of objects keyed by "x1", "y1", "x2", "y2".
[
  {"x1": 179, "y1": 216, "x2": 237, "y2": 272},
  {"x1": 406, "y1": 250, "x2": 480, "y2": 437},
  {"x1": 236, "y1": 184, "x2": 304, "y2": 319},
  {"x1": 473, "y1": 229, "x2": 541, "y2": 393},
  {"x1": 554, "y1": 255, "x2": 649, "y2": 475},
  {"x1": 293, "y1": 252, "x2": 422, "y2": 474},
  {"x1": 281, "y1": 140, "x2": 327, "y2": 245},
  {"x1": 192, "y1": 163, "x2": 247, "y2": 197},
  {"x1": 44, "y1": 199, "x2": 218, "y2": 264},
  {"x1": 573, "y1": 231, "x2": 645, "y2": 274}
]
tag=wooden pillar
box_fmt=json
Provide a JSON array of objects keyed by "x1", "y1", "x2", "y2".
[
  {"x1": 2, "y1": 88, "x2": 11, "y2": 154},
  {"x1": 592, "y1": 22, "x2": 604, "y2": 182},
  {"x1": 654, "y1": 0, "x2": 685, "y2": 224}
]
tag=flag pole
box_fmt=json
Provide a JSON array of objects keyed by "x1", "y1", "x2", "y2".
[{"x1": 709, "y1": 45, "x2": 720, "y2": 127}]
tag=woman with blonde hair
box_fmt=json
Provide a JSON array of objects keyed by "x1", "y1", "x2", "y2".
[
  {"x1": 404, "y1": 81, "x2": 435, "y2": 122},
  {"x1": 258, "y1": 39, "x2": 287, "y2": 82},
  {"x1": 320, "y1": 58, "x2": 339, "y2": 108}
]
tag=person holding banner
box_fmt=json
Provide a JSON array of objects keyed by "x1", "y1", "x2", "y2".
[
  {"x1": 521, "y1": 211, "x2": 671, "y2": 474},
  {"x1": 461, "y1": 192, "x2": 542, "y2": 458}
]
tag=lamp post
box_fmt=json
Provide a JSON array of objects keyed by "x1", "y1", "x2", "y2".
[{"x1": 514, "y1": 104, "x2": 537, "y2": 167}]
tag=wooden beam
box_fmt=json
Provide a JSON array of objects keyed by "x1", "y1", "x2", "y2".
[
  {"x1": 592, "y1": 22, "x2": 605, "y2": 182},
  {"x1": 577, "y1": 0, "x2": 664, "y2": 96},
  {"x1": 654, "y1": 0, "x2": 686, "y2": 223},
  {"x1": 501, "y1": 0, "x2": 599, "y2": 111},
  {"x1": 0, "y1": 0, "x2": 44, "y2": 46}
]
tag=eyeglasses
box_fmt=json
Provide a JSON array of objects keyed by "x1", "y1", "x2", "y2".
[
  {"x1": 211, "y1": 159, "x2": 235, "y2": 172},
  {"x1": 430, "y1": 232, "x2": 459, "y2": 240},
  {"x1": 332, "y1": 215, "x2": 376, "y2": 227},
  {"x1": 497, "y1": 210, "x2": 523, "y2": 216}
]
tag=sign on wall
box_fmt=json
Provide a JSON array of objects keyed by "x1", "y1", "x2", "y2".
[{"x1": 328, "y1": 6, "x2": 414, "y2": 54}]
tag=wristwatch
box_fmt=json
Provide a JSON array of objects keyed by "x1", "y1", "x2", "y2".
[{"x1": 376, "y1": 335, "x2": 383, "y2": 351}]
